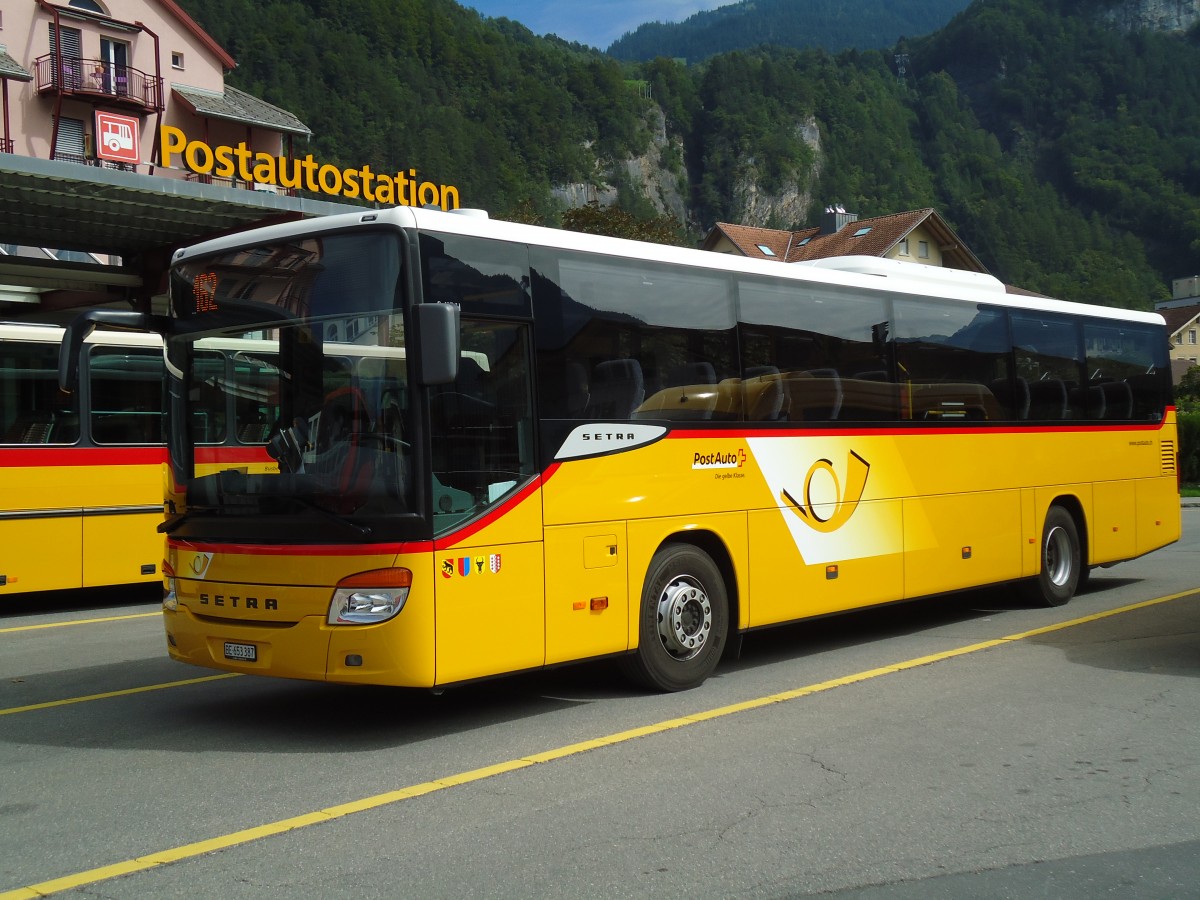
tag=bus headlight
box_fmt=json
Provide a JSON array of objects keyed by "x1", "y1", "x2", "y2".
[{"x1": 328, "y1": 568, "x2": 412, "y2": 625}]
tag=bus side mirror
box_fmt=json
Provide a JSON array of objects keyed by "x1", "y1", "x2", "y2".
[
  {"x1": 415, "y1": 303, "x2": 460, "y2": 386},
  {"x1": 58, "y1": 310, "x2": 168, "y2": 393}
]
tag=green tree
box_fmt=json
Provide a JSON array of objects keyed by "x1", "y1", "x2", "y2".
[{"x1": 561, "y1": 201, "x2": 686, "y2": 245}]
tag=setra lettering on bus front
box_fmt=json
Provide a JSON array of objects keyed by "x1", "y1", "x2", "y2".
[
  {"x1": 199, "y1": 593, "x2": 279, "y2": 610},
  {"x1": 581, "y1": 432, "x2": 635, "y2": 441}
]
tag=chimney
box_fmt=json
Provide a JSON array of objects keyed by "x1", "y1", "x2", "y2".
[{"x1": 819, "y1": 205, "x2": 857, "y2": 235}]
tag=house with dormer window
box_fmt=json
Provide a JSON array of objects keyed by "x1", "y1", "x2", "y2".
[
  {"x1": 1159, "y1": 276, "x2": 1200, "y2": 384},
  {"x1": 702, "y1": 207, "x2": 990, "y2": 273}
]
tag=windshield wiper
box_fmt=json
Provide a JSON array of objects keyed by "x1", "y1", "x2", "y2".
[{"x1": 285, "y1": 495, "x2": 374, "y2": 538}]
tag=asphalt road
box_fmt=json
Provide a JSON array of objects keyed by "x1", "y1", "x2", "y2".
[{"x1": 2, "y1": 510, "x2": 1198, "y2": 899}]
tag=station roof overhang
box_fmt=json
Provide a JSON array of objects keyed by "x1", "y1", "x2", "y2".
[{"x1": 0, "y1": 155, "x2": 366, "y2": 321}]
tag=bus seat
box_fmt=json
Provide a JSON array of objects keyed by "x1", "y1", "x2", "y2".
[
  {"x1": 743, "y1": 366, "x2": 784, "y2": 421},
  {"x1": 989, "y1": 376, "x2": 1031, "y2": 419},
  {"x1": 1101, "y1": 380, "x2": 1133, "y2": 419},
  {"x1": 1028, "y1": 378, "x2": 1068, "y2": 420},
  {"x1": 713, "y1": 378, "x2": 743, "y2": 420},
  {"x1": 587, "y1": 359, "x2": 644, "y2": 419},
  {"x1": 542, "y1": 361, "x2": 589, "y2": 418},
  {"x1": 783, "y1": 368, "x2": 843, "y2": 421},
  {"x1": 1081, "y1": 384, "x2": 1106, "y2": 420},
  {"x1": 563, "y1": 361, "x2": 590, "y2": 417},
  {"x1": 4, "y1": 415, "x2": 55, "y2": 443}
]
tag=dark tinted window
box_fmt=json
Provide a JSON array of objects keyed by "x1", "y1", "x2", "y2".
[
  {"x1": 0, "y1": 339, "x2": 80, "y2": 444},
  {"x1": 893, "y1": 299, "x2": 1014, "y2": 421},
  {"x1": 1011, "y1": 313, "x2": 1086, "y2": 420},
  {"x1": 88, "y1": 346, "x2": 164, "y2": 444},
  {"x1": 172, "y1": 231, "x2": 403, "y2": 324},
  {"x1": 1083, "y1": 321, "x2": 1171, "y2": 421},
  {"x1": 420, "y1": 233, "x2": 531, "y2": 318},
  {"x1": 531, "y1": 248, "x2": 737, "y2": 421},
  {"x1": 738, "y1": 277, "x2": 894, "y2": 422}
]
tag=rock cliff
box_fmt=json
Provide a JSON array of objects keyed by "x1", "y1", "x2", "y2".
[{"x1": 1101, "y1": 0, "x2": 1200, "y2": 32}]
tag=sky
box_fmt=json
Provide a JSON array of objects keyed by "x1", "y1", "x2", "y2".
[{"x1": 463, "y1": 1, "x2": 728, "y2": 50}]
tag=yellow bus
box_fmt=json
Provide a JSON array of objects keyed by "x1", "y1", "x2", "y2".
[
  {"x1": 59, "y1": 207, "x2": 1181, "y2": 690},
  {"x1": 1, "y1": 324, "x2": 168, "y2": 595},
  {"x1": 0, "y1": 324, "x2": 282, "y2": 596}
]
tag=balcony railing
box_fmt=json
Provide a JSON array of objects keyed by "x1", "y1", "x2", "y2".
[
  {"x1": 34, "y1": 55, "x2": 163, "y2": 112},
  {"x1": 1, "y1": 139, "x2": 12, "y2": 154},
  {"x1": 185, "y1": 172, "x2": 299, "y2": 198},
  {"x1": 54, "y1": 152, "x2": 137, "y2": 172}
]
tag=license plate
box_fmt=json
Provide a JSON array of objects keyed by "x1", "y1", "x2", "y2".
[{"x1": 224, "y1": 641, "x2": 257, "y2": 662}]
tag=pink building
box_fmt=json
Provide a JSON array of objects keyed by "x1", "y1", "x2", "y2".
[
  {"x1": 1, "y1": 0, "x2": 309, "y2": 184},
  {"x1": 0, "y1": 0, "x2": 362, "y2": 321}
]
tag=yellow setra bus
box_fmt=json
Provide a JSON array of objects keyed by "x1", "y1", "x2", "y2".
[{"x1": 59, "y1": 206, "x2": 1181, "y2": 690}]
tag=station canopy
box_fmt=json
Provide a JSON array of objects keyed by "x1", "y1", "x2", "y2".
[{"x1": 0, "y1": 155, "x2": 365, "y2": 322}]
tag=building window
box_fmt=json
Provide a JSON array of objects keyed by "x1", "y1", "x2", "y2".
[
  {"x1": 755, "y1": 244, "x2": 775, "y2": 257},
  {"x1": 898, "y1": 239, "x2": 909, "y2": 256},
  {"x1": 918, "y1": 241, "x2": 930, "y2": 258},
  {"x1": 171, "y1": 51, "x2": 185, "y2": 70},
  {"x1": 1190, "y1": 329, "x2": 1197, "y2": 344},
  {"x1": 54, "y1": 117, "x2": 86, "y2": 162}
]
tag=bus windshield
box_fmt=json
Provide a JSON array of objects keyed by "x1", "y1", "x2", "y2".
[{"x1": 165, "y1": 231, "x2": 417, "y2": 542}]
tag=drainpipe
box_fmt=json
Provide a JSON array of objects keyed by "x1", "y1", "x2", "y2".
[
  {"x1": 2, "y1": 79, "x2": 10, "y2": 150},
  {"x1": 134, "y1": 21, "x2": 163, "y2": 174}
]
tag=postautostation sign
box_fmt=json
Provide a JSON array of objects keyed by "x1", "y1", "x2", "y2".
[{"x1": 159, "y1": 125, "x2": 461, "y2": 210}]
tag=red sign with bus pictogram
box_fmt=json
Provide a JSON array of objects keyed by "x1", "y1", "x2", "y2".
[{"x1": 95, "y1": 112, "x2": 140, "y2": 164}]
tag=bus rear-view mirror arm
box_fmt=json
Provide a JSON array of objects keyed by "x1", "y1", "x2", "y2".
[{"x1": 58, "y1": 309, "x2": 172, "y2": 393}]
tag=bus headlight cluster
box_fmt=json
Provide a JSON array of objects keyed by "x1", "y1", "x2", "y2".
[
  {"x1": 328, "y1": 568, "x2": 412, "y2": 625},
  {"x1": 162, "y1": 561, "x2": 178, "y2": 612}
]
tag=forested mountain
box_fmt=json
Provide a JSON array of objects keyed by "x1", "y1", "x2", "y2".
[
  {"x1": 607, "y1": 0, "x2": 971, "y2": 61},
  {"x1": 176, "y1": 0, "x2": 1200, "y2": 310}
]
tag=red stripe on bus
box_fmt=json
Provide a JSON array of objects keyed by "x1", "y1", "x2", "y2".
[
  {"x1": 665, "y1": 418, "x2": 1173, "y2": 441},
  {"x1": 0, "y1": 446, "x2": 167, "y2": 466},
  {"x1": 0, "y1": 446, "x2": 273, "y2": 467},
  {"x1": 168, "y1": 539, "x2": 432, "y2": 557},
  {"x1": 195, "y1": 447, "x2": 274, "y2": 464}
]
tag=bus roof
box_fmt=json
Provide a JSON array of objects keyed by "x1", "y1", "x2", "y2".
[{"x1": 171, "y1": 206, "x2": 1166, "y2": 328}]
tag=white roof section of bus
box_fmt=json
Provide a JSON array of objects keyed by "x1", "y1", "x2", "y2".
[{"x1": 171, "y1": 206, "x2": 1166, "y2": 327}]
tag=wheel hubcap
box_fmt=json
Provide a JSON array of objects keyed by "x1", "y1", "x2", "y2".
[
  {"x1": 657, "y1": 576, "x2": 712, "y2": 661},
  {"x1": 1044, "y1": 525, "x2": 1073, "y2": 587}
]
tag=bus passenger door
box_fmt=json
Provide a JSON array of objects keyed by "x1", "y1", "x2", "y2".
[{"x1": 429, "y1": 319, "x2": 546, "y2": 685}]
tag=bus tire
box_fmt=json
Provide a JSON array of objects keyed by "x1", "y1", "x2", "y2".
[
  {"x1": 620, "y1": 543, "x2": 728, "y2": 692},
  {"x1": 1022, "y1": 505, "x2": 1081, "y2": 607}
]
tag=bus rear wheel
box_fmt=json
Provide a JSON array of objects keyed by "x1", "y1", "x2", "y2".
[
  {"x1": 1022, "y1": 505, "x2": 1081, "y2": 607},
  {"x1": 621, "y1": 543, "x2": 728, "y2": 692}
]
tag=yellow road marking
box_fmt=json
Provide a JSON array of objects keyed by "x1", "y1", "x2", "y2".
[
  {"x1": 0, "y1": 612, "x2": 161, "y2": 634},
  {"x1": 0, "y1": 673, "x2": 240, "y2": 717},
  {"x1": 2, "y1": 589, "x2": 1195, "y2": 900}
]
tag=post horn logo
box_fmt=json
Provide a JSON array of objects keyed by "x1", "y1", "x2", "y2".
[{"x1": 782, "y1": 451, "x2": 870, "y2": 533}]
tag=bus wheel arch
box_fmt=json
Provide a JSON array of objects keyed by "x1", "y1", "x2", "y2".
[
  {"x1": 621, "y1": 533, "x2": 735, "y2": 692},
  {"x1": 1023, "y1": 498, "x2": 1086, "y2": 607}
]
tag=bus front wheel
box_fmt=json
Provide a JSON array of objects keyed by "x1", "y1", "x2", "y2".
[
  {"x1": 621, "y1": 543, "x2": 728, "y2": 692},
  {"x1": 1022, "y1": 505, "x2": 1081, "y2": 607}
]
